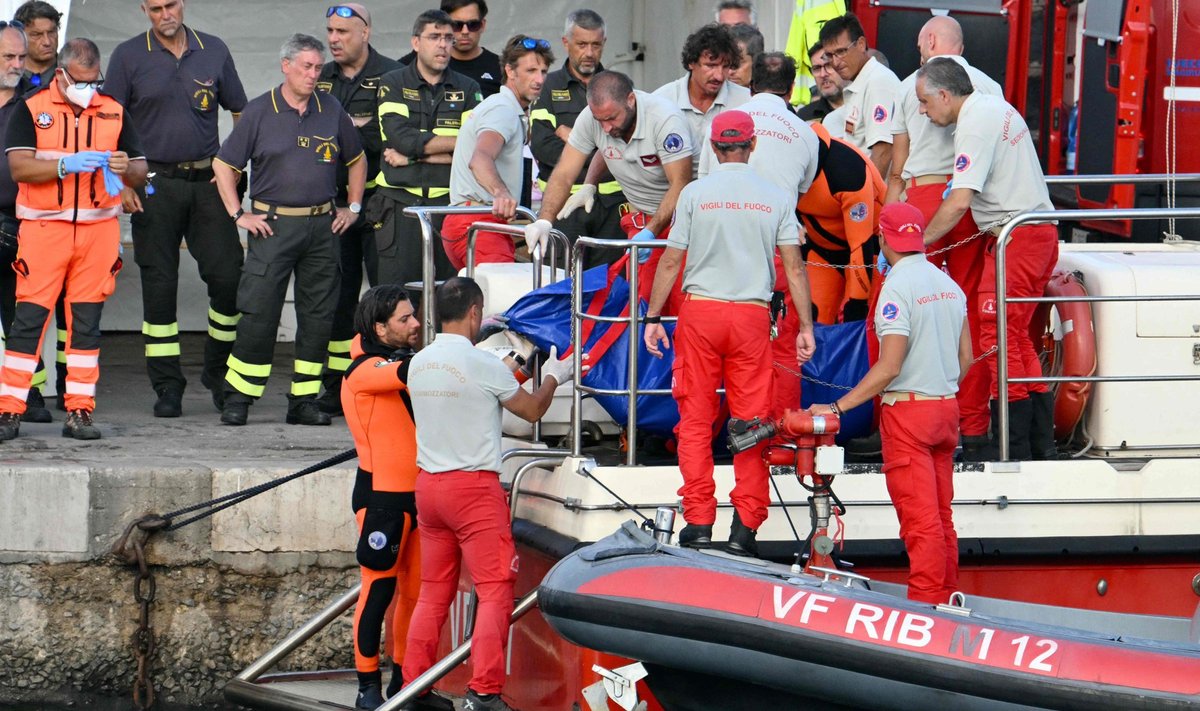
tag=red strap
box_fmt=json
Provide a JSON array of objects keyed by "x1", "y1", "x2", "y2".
[{"x1": 560, "y1": 255, "x2": 635, "y2": 368}]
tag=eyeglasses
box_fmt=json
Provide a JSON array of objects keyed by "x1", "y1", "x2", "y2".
[
  {"x1": 520, "y1": 37, "x2": 550, "y2": 51},
  {"x1": 326, "y1": 6, "x2": 368, "y2": 24},
  {"x1": 450, "y1": 19, "x2": 483, "y2": 32},
  {"x1": 417, "y1": 32, "x2": 454, "y2": 44},
  {"x1": 60, "y1": 67, "x2": 103, "y2": 90},
  {"x1": 812, "y1": 62, "x2": 834, "y2": 75},
  {"x1": 825, "y1": 44, "x2": 854, "y2": 59},
  {"x1": 0, "y1": 20, "x2": 25, "y2": 30}
]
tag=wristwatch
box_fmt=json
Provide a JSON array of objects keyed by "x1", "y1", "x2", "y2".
[
  {"x1": 348, "y1": 202, "x2": 362, "y2": 214},
  {"x1": 230, "y1": 208, "x2": 244, "y2": 221}
]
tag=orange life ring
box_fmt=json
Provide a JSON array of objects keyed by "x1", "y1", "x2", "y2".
[{"x1": 1031, "y1": 270, "x2": 1097, "y2": 440}]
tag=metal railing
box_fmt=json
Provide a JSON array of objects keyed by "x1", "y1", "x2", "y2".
[
  {"x1": 994, "y1": 205, "x2": 1200, "y2": 460},
  {"x1": 1042, "y1": 172, "x2": 1200, "y2": 186}
]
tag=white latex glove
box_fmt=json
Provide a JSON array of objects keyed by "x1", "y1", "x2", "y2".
[
  {"x1": 541, "y1": 345, "x2": 576, "y2": 386},
  {"x1": 556, "y1": 184, "x2": 596, "y2": 219},
  {"x1": 504, "y1": 330, "x2": 536, "y2": 361},
  {"x1": 524, "y1": 218, "x2": 553, "y2": 258}
]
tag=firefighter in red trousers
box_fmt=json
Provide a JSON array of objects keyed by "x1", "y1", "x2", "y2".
[
  {"x1": 915, "y1": 57, "x2": 1058, "y2": 461},
  {"x1": 341, "y1": 284, "x2": 452, "y2": 711},
  {"x1": 812, "y1": 202, "x2": 971, "y2": 603},
  {"x1": 645, "y1": 110, "x2": 815, "y2": 557},
  {"x1": 0, "y1": 38, "x2": 147, "y2": 441}
]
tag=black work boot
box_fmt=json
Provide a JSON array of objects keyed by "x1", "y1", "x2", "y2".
[
  {"x1": 726, "y1": 511, "x2": 759, "y2": 558},
  {"x1": 960, "y1": 434, "x2": 991, "y2": 462},
  {"x1": 1006, "y1": 398, "x2": 1033, "y2": 461},
  {"x1": 355, "y1": 671, "x2": 384, "y2": 710},
  {"x1": 62, "y1": 409, "x2": 101, "y2": 440},
  {"x1": 0, "y1": 412, "x2": 20, "y2": 441},
  {"x1": 153, "y1": 388, "x2": 183, "y2": 418},
  {"x1": 463, "y1": 690, "x2": 518, "y2": 711},
  {"x1": 286, "y1": 395, "x2": 332, "y2": 426},
  {"x1": 678, "y1": 523, "x2": 713, "y2": 548},
  {"x1": 22, "y1": 389, "x2": 52, "y2": 423},
  {"x1": 315, "y1": 371, "x2": 344, "y2": 416},
  {"x1": 200, "y1": 371, "x2": 226, "y2": 412},
  {"x1": 1029, "y1": 391, "x2": 1061, "y2": 460},
  {"x1": 220, "y1": 395, "x2": 251, "y2": 426}
]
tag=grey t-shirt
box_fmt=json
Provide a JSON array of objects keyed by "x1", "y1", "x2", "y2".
[
  {"x1": 653, "y1": 74, "x2": 750, "y2": 178},
  {"x1": 742, "y1": 91, "x2": 820, "y2": 201},
  {"x1": 668, "y1": 162, "x2": 800, "y2": 303},
  {"x1": 449, "y1": 85, "x2": 527, "y2": 205},
  {"x1": 875, "y1": 254, "x2": 967, "y2": 397},
  {"x1": 407, "y1": 333, "x2": 520, "y2": 473}
]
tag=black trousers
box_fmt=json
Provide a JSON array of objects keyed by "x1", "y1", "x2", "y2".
[
  {"x1": 370, "y1": 190, "x2": 456, "y2": 294},
  {"x1": 131, "y1": 171, "x2": 242, "y2": 393},
  {"x1": 223, "y1": 210, "x2": 339, "y2": 403},
  {"x1": 324, "y1": 210, "x2": 378, "y2": 384}
]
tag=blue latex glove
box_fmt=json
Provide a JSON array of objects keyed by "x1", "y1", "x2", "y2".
[
  {"x1": 101, "y1": 166, "x2": 124, "y2": 197},
  {"x1": 60, "y1": 151, "x2": 109, "y2": 175},
  {"x1": 631, "y1": 227, "x2": 656, "y2": 264},
  {"x1": 942, "y1": 179, "x2": 954, "y2": 200},
  {"x1": 876, "y1": 251, "x2": 890, "y2": 277}
]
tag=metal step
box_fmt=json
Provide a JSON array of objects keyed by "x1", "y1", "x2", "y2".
[{"x1": 226, "y1": 669, "x2": 466, "y2": 711}]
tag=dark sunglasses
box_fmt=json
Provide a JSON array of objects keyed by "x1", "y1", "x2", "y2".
[
  {"x1": 451, "y1": 19, "x2": 483, "y2": 32},
  {"x1": 0, "y1": 20, "x2": 25, "y2": 30},
  {"x1": 326, "y1": 6, "x2": 367, "y2": 24},
  {"x1": 520, "y1": 37, "x2": 550, "y2": 51}
]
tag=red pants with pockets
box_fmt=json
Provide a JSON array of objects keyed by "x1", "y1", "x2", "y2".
[
  {"x1": 905, "y1": 182, "x2": 990, "y2": 435},
  {"x1": 403, "y1": 470, "x2": 516, "y2": 696},
  {"x1": 440, "y1": 213, "x2": 514, "y2": 272},
  {"x1": 979, "y1": 224, "x2": 1058, "y2": 401},
  {"x1": 880, "y1": 397, "x2": 960, "y2": 603},
  {"x1": 674, "y1": 298, "x2": 773, "y2": 529},
  {"x1": 620, "y1": 211, "x2": 686, "y2": 316}
]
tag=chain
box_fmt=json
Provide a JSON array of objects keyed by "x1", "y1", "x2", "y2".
[
  {"x1": 803, "y1": 213, "x2": 1019, "y2": 273},
  {"x1": 112, "y1": 515, "x2": 169, "y2": 710}
]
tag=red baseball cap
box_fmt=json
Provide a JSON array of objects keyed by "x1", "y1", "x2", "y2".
[
  {"x1": 710, "y1": 110, "x2": 755, "y2": 144},
  {"x1": 879, "y1": 202, "x2": 927, "y2": 253}
]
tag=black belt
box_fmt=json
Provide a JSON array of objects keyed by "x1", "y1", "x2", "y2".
[{"x1": 147, "y1": 159, "x2": 214, "y2": 181}]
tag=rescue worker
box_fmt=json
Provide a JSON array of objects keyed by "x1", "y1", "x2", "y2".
[
  {"x1": 12, "y1": 1, "x2": 56, "y2": 88},
  {"x1": 644, "y1": 110, "x2": 816, "y2": 556},
  {"x1": 915, "y1": 57, "x2": 1058, "y2": 461},
  {"x1": 104, "y1": 0, "x2": 248, "y2": 418},
  {"x1": 726, "y1": 23, "x2": 764, "y2": 89},
  {"x1": 743, "y1": 52, "x2": 821, "y2": 416},
  {"x1": 0, "y1": 38, "x2": 149, "y2": 441},
  {"x1": 212, "y1": 33, "x2": 366, "y2": 427},
  {"x1": 442, "y1": 35, "x2": 551, "y2": 270},
  {"x1": 819, "y1": 12, "x2": 900, "y2": 180},
  {"x1": 886, "y1": 16, "x2": 1002, "y2": 459},
  {"x1": 782, "y1": 0, "x2": 847, "y2": 105},
  {"x1": 371, "y1": 9, "x2": 478, "y2": 293},
  {"x1": 653, "y1": 23, "x2": 749, "y2": 179},
  {"x1": 529, "y1": 8, "x2": 627, "y2": 268},
  {"x1": 0, "y1": 23, "x2": 51, "y2": 424},
  {"x1": 342, "y1": 285, "x2": 451, "y2": 711},
  {"x1": 797, "y1": 42, "x2": 844, "y2": 123},
  {"x1": 401, "y1": 276, "x2": 575, "y2": 711},
  {"x1": 811, "y1": 202, "x2": 971, "y2": 603},
  {"x1": 526, "y1": 70, "x2": 693, "y2": 313},
  {"x1": 715, "y1": 0, "x2": 756, "y2": 26},
  {"x1": 401, "y1": 0, "x2": 502, "y2": 98},
  {"x1": 313, "y1": 3, "x2": 401, "y2": 417}
]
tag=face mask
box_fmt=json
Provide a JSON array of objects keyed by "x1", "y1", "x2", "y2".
[{"x1": 63, "y1": 82, "x2": 96, "y2": 109}]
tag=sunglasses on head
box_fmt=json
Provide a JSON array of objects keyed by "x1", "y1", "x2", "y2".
[
  {"x1": 451, "y1": 19, "x2": 483, "y2": 32},
  {"x1": 0, "y1": 20, "x2": 25, "y2": 30},
  {"x1": 520, "y1": 37, "x2": 550, "y2": 51},
  {"x1": 326, "y1": 6, "x2": 367, "y2": 24}
]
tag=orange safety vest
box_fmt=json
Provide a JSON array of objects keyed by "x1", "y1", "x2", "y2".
[{"x1": 16, "y1": 81, "x2": 125, "y2": 223}]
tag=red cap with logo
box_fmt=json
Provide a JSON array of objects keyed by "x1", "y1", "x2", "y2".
[
  {"x1": 879, "y1": 202, "x2": 927, "y2": 253},
  {"x1": 710, "y1": 110, "x2": 755, "y2": 144}
]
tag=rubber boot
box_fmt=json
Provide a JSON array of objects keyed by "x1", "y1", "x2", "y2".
[
  {"x1": 1028, "y1": 391, "x2": 1060, "y2": 460},
  {"x1": 356, "y1": 670, "x2": 384, "y2": 710},
  {"x1": 1005, "y1": 398, "x2": 1033, "y2": 461},
  {"x1": 315, "y1": 370, "x2": 344, "y2": 416}
]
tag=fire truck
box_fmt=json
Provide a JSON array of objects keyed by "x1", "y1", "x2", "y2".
[{"x1": 852, "y1": 0, "x2": 1198, "y2": 240}]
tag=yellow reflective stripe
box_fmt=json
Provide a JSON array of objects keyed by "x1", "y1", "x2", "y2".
[
  {"x1": 290, "y1": 380, "x2": 321, "y2": 396},
  {"x1": 56, "y1": 329, "x2": 68, "y2": 341},
  {"x1": 378, "y1": 101, "x2": 410, "y2": 118},
  {"x1": 207, "y1": 308, "x2": 240, "y2": 326},
  {"x1": 432, "y1": 127, "x2": 459, "y2": 137},
  {"x1": 327, "y1": 339, "x2": 352, "y2": 354},
  {"x1": 142, "y1": 322, "x2": 180, "y2": 338},
  {"x1": 402, "y1": 186, "x2": 450, "y2": 198},
  {"x1": 598, "y1": 180, "x2": 622, "y2": 195},
  {"x1": 228, "y1": 355, "x2": 271, "y2": 378},
  {"x1": 366, "y1": 178, "x2": 377, "y2": 189},
  {"x1": 226, "y1": 370, "x2": 265, "y2": 398},
  {"x1": 530, "y1": 108, "x2": 557, "y2": 126},
  {"x1": 31, "y1": 370, "x2": 46, "y2": 387},
  {"x1": 207, "y1": 325, "x2": 237, "y2": 342},
  {"x1": 145, "y1": 343, "x2": 181, "y2": 357},
  {"x1": 294, "y1": 359, "x2": 324, "y2": 376},
  {"x1": 56, "y1": 352, "x2": 66, "y2": 364},
  {"x1": 327, "y1": 355, "x2": 353, "y2": 372}
]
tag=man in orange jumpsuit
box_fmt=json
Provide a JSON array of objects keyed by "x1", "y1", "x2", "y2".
[
  {"x1": 0, "y1": 38, "x2": 147, "y2": 441},
  {"x1": 342, "y1": 284, "x2": 450, "y2": 710}
]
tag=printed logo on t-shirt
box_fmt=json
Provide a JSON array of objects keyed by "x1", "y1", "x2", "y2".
[
  {"x1": 603, "y1": 145, "x2": 622, "y2": 160},
  {"x1": 881, "y1": 302, "x2": 900, "y2": 321},
  {"x1": 955, "y1": 153, "x2": 972, "y2": 173},
  {"x1": 640, "y1": 154, "x2": 661, "y2": 167},
  {"x1": 872, "y1": 104, "x2": 888, "y2": 123},
  {"x1": 34, "y1": 111, "x2": 53, "y2": 129},
  {"x1": 849, "y1": 202, "x2": 868, "y2": 222},
  {"x1": 663, "y1": 133, "x2": 685, "y2": 153},
  {"x1": 481, "y1": 72, "x2": 495, "y2": 81},
  {"x1": 551, "y1": 89, "x2": 572, "y2": 102}
]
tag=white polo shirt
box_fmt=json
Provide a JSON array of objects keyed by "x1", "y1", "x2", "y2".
[
  {"x1": 893, "y1": 55, "x2": 1003, "y2": 179},
  {"x1": 569, "y1": 90, "x2": 694, "y2": 214},
  {"x1": 450, "y1": 86, "x2": 527, "y2": 206},
  {"x1": 741, "y1": 92, "x2": 821, "y2": 201},
  {"x1": 951, "y1": 92, "x2": 1053, "y2": 229},
  {"x1": 840, "y1": 56, "x2": 901, "y2": 152},
  {"x1": 407, "y1": 333, "x2": 520, "y2": 473},
  {"x1": 652, "y1": 75, "x2": 750, "y2": 178},
  {"x1": 668, "y1": 162, "x2": 801, "y2": 303},
  {"x1": 875, "y1": 254, "x2": 966, "y2": 397}
]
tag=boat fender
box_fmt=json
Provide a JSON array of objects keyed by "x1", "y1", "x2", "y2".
[
  {"x1": 1032, "y1": 270, "x2": 1096, "y2": 440},
  {"x1": 356, "y1": 505, "x2": 412, "y2": 571}
]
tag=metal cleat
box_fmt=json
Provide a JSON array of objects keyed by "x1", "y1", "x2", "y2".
[{"x1": 583, "y1": 662, "x2": 648, "y2": 711}]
